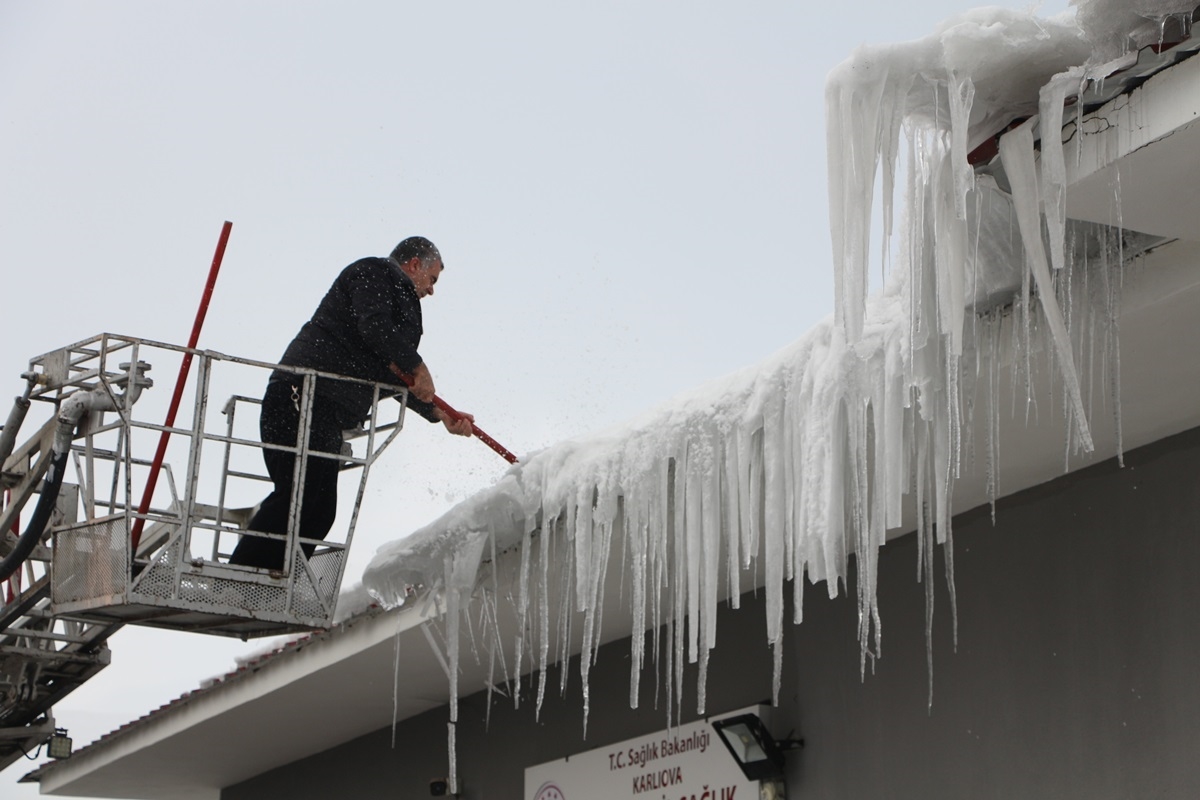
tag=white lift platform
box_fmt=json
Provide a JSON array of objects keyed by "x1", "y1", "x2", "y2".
[{"x1": 0, "y1": 332, "x2": 406, "y2": 765}]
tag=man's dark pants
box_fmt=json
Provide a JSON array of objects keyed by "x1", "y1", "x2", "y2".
[{"x1": 229, "y1": 381, "x2": 343, "y2": 570}]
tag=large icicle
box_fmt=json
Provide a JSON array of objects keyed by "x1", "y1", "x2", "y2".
[{"x1": 999, "y1": 119, "x2": 1094, "y2": 452}]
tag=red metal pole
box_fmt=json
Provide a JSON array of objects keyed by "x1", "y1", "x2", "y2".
[{"x1": 130, "y1": 221, "x2": 232, "y2": 550}]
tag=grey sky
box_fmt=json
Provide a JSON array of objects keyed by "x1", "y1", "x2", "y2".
[{"x1": 1, "y1": 1, "x2": 1068, "y2": 796}]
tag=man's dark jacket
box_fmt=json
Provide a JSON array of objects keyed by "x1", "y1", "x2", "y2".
[{"x1": 273, "y1": 256, "x2": 439, "y2": 426}]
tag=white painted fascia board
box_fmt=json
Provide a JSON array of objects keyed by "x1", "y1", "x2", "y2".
[{"x1": 1065, "y1": 51, "x2": 1200, "y2": 189}]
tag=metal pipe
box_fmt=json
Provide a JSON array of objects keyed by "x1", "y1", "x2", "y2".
[
  {"x1": 51, "y1": 365, "x2": 153, "y2": 456},
  {"x1": 0, "y1": 398, "x2": 31, "y2": 473},
  {"x1": 0, "y1": 374, "x2": 39, "y2": 471},
  {"x1": 131, "y1": 220, "x2": 232, "y2": 551}
]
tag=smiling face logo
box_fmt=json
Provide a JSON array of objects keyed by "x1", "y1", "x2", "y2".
[{"x1": 533, "y1": 782, "x2": 565, "y2": 800}]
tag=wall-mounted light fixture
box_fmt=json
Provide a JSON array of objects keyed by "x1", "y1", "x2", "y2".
[
  {"x1": 711, "y1": 713, "x2": 802, "y2": 783},
  {"x1": 429, "y1": 778, "x2": 461, "y2": 797},
  {"x1": 47, "y1": 728, "x2": 73, "y2": 760}
]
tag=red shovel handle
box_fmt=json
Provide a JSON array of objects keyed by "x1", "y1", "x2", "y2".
[
  {"x1": 397, "y1": 373, "x2": 517, "y2": 464},
  {"x1": 431, "y1": 395, "x2": 518, "y2": 464}
]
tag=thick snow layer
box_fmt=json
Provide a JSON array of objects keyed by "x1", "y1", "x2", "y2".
[
  {"x1": 361, "y1": 2, "x2": 1193, "y2": 780},
  {"x1": 1075, "y1": 0, "x2": 1198, "y2": 59}
]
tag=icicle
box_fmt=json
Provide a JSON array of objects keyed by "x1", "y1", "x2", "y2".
[
  {"x1": 585, "y1": 515, "x2": 616, "y2": 735},
  {"x1": 772, "y1": 628, "x2": 784, "y2": 707},
  {"x1": 851, "y1": 394, "x2": 880, "y2": 675},
  {"x1": 446, "y1": 582, "x2": 461, "y2": 688},
  {"x1": 481, "y1": 589, "x2": 511, "y2": 728},
  {"x1": 447, "y1": 722, "x2": 457, "y2": 796},
  {"x1": 1109, "y1": 263, "x2": 1125, "y2": 467},
  {"x1": 573, "y1": 488, "x2": 592, "y2": 613},
  {"x1": 697, "y1": 645, "x2": 710, "y2": 719},
  {"x1": 419, "y1": 620, "x2": 451, "y2": 680},
  {"x1": 944, "y1": 525, "x2": 958, "y2": 655},
  {"x1": 629, "y1": 497, "x2": 647, "y2": 708},
  {"x1": 1083, "y1": 229, "x2": 1096, "y2": 426},
  {"x1": 999, "y1": 119, "x2": 1094, "y2": 452},
  {"x1": 460, "y1": 589, "x2": 482, "y2": 669},
  {"x1": 788, "y1": 382, "x2": 806, "y2": 624},
  {"x1": 513, "y1": 524, "x2": 533, "y2": 710},
  {"x1": 651, "y1": 458, "x2": 670, "y2": 714},
  {"x1": 669, "y1": 457, "x2": 685, "y2": 728},
  {"x1": 557, "y1": 533, "x2": 574, "y2": 700},
  {"x1": 985, "y1": 313, "x2": 1001, "y2": 521},
  {"x1": 826, "y1": 53, "x2": 913, "y2": 343},
  {"x1": 736, "y1": 421, "x2": 758, "y2": 570},
  {"x1": 960, "y1": 333, "x2": 980, "y2": 480},
  {"x1": 392, "y1": 613, "x2": 404, "y2": 749},
  {"x1": 783, "y1": 393, "x2": 799, "y2": 588},
  {"x1": 1109, "y1": 172, "x2": 1126, "y2": 467},
  {"x1": 882, "y1": 343, "x2": 906, "y2": 530},
  {"x1": 443, "y1": 548, "x2": 463, "y2": 799},
  {"x1": 1040, "y1": 71, "x2": 1083, "y2": 276},
  {"x1": 946, "y1": 73, "x2": 976, "y2": 221},
  {"x1": 575, "y1": 486, "x2": 609, "y2": 737},
  {"x1": 722, "y1": 432, "x2": 742, "y2": 608},
  {"x1": 933, "y1": 364, "x2": 954, "y2": 550},
  {"x1": 697, "y1": 430, "x2": 721, "y2": 715},
  {"x1": 923, "y1": 496, "x2": 935, "y2": 714},
  {"x1": 683, "y1": 444, "x2": 701, "y2": 667},
  {"x1": 535, "y1": 516, "x2": 551, "y2": 719}
]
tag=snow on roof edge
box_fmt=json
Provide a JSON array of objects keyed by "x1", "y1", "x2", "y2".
[{"x1": 361, "y1": 6, "x2": 1200, "y2": 753}]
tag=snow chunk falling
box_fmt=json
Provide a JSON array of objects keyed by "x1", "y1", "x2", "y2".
[{"x1": 362, "y1": 0, "x2": 1186, "y2": 753}]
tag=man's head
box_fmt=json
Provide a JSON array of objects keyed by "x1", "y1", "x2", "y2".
[{"x1": 391, "y1": 236, "x2": 443, "y2": 298}]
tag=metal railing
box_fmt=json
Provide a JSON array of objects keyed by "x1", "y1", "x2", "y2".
[{"x1": 5, "y1": 332, "x2": 405, "y2": 638}]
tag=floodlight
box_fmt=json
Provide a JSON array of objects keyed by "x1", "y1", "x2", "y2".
[
  {"x1": 48, "y1": 728, "x2": 72, "y2": 759},
  {"x1": 711, "y1": 713, "x2": 801, "y2": 783}
]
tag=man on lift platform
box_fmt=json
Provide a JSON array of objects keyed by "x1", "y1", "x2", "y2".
[{"x1": 230, "y1": 236, "x2": 474, "y2": 570}]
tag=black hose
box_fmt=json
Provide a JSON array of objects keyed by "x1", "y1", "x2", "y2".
[{"x1": 0, "y1": 448, "x2": 68, "y2": 583}]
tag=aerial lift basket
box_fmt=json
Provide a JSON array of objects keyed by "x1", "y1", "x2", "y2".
[{"x1": 33, "y1": 333, "x2": 404, "y2": 639}]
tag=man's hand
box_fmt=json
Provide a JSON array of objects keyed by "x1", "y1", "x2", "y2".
[
  {"x1": 438, "y1": 407, "x2": 475, "y2": 437},
  {"x1": 394, "y1": 362, "x2": 435, "y2": 403}
]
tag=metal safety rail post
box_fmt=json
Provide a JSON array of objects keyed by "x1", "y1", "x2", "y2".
[{"x1": 2, "y1": 332, "x2": 405, "y2": 639}]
